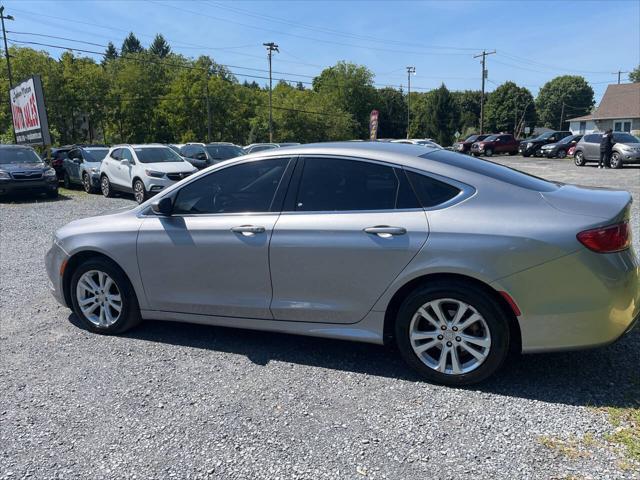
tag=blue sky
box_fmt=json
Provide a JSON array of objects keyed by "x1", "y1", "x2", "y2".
[{"x1": 4, "y1": 0, "x2": 639, "y2": 102}]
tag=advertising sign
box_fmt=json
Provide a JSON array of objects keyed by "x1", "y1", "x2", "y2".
[
  {"x1": 10, "y1": 76, "x2": 52, "y2": 145},
  {"x1": 369, "y1": 110, "x2": 379, "y2": 140}
]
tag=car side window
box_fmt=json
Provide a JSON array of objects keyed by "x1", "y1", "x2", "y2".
[
  {"x1": 181, "y1": 145, "x2": 193, "y2": 157},
  {"x1": 173, "y1": 158, "x2": 290, "y2": 215},
  {"x1": 405, "y1": 171, "x2": 461, "y2": 208},
  {"x1": 68, "y1": 149, "x2": 81, "y2": 161},
  {"x1": 295, "y1": 157, "x2": 399, "y2": 212},
  {"x1": 121, "y1": 149, "x2": 134, "y2": 162},
  {"x1": 110, "y1": 148, "x2": 121, "y2": 160}
]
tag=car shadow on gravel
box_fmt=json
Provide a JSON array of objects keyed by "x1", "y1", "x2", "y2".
[
  {"x1": 0, "y1": 193, "x2": 73, "y2": 204},
  {"x1": 68, "y1": 314, "x2": 639, "y2": 409}
]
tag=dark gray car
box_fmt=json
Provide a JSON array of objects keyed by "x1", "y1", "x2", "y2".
[{"x1": 0, "y1": 145, "x2": 59, "y2": 198}]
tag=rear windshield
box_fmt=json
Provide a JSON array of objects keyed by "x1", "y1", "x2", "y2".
[
  {"x1": 0, "y1": 148, "x2": 41, "y2": 164},
  {"x1": 420, "y1": 150, "x2": 560, "y2": 192},
  {"x1": 134, "y1": 147, "x2": 183, "y2": 163}
]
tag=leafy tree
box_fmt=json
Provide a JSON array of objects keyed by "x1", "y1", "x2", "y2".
[
  {"x1": 411, "y1": 84, "x2": 460, "y2": 146},
  {"x1": 629, "y1": 65, "x2": 640, "y2": 83},
  {"x1": 375, "y1": 87, "x2": 406, "y2": 139},
  {"x1": 295, "y1": 81, "x2": 305, "y2": 91},
  {"x1": 103, "y1": 42, "x2": 118, "y2": 63},
  {"x1": 313, "y1": 61, "x2": 377, "y2": 138},
  {"x1": 121, "y1": 32, "x2": 144, "y2": 55},
  {"x1": 451, "y1": 90, "x2": 485, "y2": 136},
  {"x1": 536, "y1": 75, "x2": 594, "y2": 130},
  {"x1": 484, "y1": 81, "x2": 536, "y2": 137},
  {"x1": 149, "y1": 34, "x2": 171, "y2": 58}
]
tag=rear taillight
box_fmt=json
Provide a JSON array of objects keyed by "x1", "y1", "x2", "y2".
[{"x1": 577, "y1": 222, "x2": 631, "y2": 253}]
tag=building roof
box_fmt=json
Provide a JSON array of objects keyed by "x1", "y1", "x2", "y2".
[{"x1": 568, "y1": 83, "x2": 640, "y2": 122}]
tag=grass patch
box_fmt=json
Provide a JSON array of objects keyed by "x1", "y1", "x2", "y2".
[
  {"x1": 604, "y1": 406, "x2": 640, "y2": 462},
  {"x1": 538, "y1": 435, "x2": 592, "y2": 459}
]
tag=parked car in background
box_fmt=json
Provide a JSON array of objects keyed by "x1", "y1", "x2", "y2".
[
  {"x1": 180, "y1": 142, "x2": 246, "y2": 169},
  {"x1": 391, "y1": 139, "x2": 443, "y2": 148},
  {"x1": 0, "y1": 145, "x2": 58, "y2": 198},
  {"x1": 574, "y1": 132, "x2": 640, "y2": 168},
  {"x1": 43, "y1": 146, "x2": 73, "y2": 179},
  {"x1": 470, "y1": 134, "x2": 519, "y2": 157},
  {"x1": 453, "y1": 134, "x2": 489, "y2": 154},
  {"x1": 62, "y1": 146, "x2": 110, "y2": 193},
  {"x1": 47, "y1": 142, "x2": 639, "y2": 386},
  {"x1": 540, "y1": 134, "x2": 583, "y2": 159},
  {"x1": 99, "y1": 144, "x2": 197, "y2": 203},
  {"x1": 519, "y1": 131, "x2": 572, "y2": 157},
  {"x1": 244, "y1": 143, "x2": 279, "y2": 154},
  {"x1": 167, "y1": 144, "x2": 186, "y2": 155}
]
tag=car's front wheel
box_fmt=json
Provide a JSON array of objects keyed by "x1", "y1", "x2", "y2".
[
  {"x1": 574, "y1": 151, "x2": 586, "y2": 166},
  {"x1": 83, "y1": 173, "x2": 96, "y2": 193},
  {"x1": 610, "y1": 152, "x2": 623, "y2": 169},
  {"x1": 394, "y1": 282, "x2": 510, "y2": 386},
  {"x1": 557, "y1": 149, "x2": 567, "y2": 159},
  {"x1": 133, "y1": 179, "x2": 148, "y2": 204},
  {"x1": 70, "y1": 257, "x2": 142, "y2": 334},
  {"x1": 101, "y1": 175, "x2": 114, "y2": 197},
  {"x1": 484, "y1": 148, "x2": 493, "y2": 157}
]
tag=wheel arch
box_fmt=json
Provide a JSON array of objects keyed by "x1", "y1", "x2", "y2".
[{"x1": 382, "y1": 272, "x2": 522, "y2": 353}]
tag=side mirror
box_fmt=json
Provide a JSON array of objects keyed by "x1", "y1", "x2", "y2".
[
  {"x1": 196, "y1": 152, "x2": 207, "y2": 160},
  {"x1": 151, "y1": 196, "x2": 173, "y2": 216}
]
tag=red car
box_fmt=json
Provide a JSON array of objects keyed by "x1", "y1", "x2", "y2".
[
  {"x1": 568, "y1": 145, "x2": 576, "y2": 157},
  {"x1": 453, "y1": 134, "x2": 489, "y2": 154},
  {"x1": 470, "y1": 134, "x2": 519, "y2": 157}
]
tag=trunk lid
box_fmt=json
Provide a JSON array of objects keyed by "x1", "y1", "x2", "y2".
[{"x1": 541, "y1": 185, "x2": 632, "y2": 222}]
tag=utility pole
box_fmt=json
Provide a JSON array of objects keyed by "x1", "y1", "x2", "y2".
[
  {"x1": 473, "y1": 50, "x2": 496, "y2": 134},
  {"x1": 613, "y1": 70, "x2": 629, "y2": 84},
  {"x1": 1, "y1": 6, "x2": 15, "y2": 143},
  {"x1": 263, "y1": 42, "x2": 279, "y2": 143},
  {"x1": 406, "y1": 66, "x2": 415, "y2": 139}
]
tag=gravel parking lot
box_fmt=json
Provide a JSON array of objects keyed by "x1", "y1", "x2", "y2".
[{"x1": 1, "y1": 157, "x2": 639, "y2": 480}]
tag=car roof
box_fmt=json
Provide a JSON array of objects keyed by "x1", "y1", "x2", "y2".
[{"x1": 0, "y1": 144, "x2": 35, "y2": 150}]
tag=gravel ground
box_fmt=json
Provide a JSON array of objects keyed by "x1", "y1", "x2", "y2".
[{"x1": 1, "y1": 159, "x2": 639, "y2": 480}]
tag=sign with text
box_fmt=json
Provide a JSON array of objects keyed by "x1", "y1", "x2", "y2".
[
  {"x1": 10, "y1": 76, "x2": 52, "y2": 145},
  {"x1": 369, "y1": 110, "x2": 379, "y2": 140}
]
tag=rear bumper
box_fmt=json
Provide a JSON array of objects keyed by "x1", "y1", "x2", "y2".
[
  {"x1": 0, "y1": 178, "x2": 58, "y2": 195},
  {"x1": 491, "y1": 247, "x2": 640, "y2": 353}
]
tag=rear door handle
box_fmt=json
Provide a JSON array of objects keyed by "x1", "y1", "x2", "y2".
[
  {"x1": 231, "y1": 225, "x2": 266, "y2": 236},
  {"x1": 364, "y1": 226, "x2": 407, "y2": 237}
]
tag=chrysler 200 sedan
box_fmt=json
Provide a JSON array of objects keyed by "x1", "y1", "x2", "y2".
[{"x1": 46, "y1": 142, "x2": 639, "y2": 385}]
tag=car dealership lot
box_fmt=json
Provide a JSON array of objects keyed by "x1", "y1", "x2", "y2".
[{"x1": 1, "y1": 158, "x2": 639, "y2": 479}]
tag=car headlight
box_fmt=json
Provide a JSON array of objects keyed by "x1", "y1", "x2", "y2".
[
  {"x1": 145, "y1": 169, "x2": 165, "y2": 178},
  {"x1": 527, "y1": 142, "x2": 533, "y2": 148},
  {"x1": 90, "y1": 167, "x2": 100, "y2": 174},
  {"x1": 0, "y1": 170, "x2": 10, "y2": 179},
  {"x1": 44, "y1": 168, "x2": 57, "y2": 177}
]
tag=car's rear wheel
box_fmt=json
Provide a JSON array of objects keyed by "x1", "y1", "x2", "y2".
[
  {"x1": 83, "y1": 173, "x2": 95, "y2": 193},
  {"x1": 133, "y1": 179, "x2": 148, "y2": 204},
  {"x1": 610, "y1": 152, "x2": 623, "y2": 169},
  {"x1": 557, "y1": 149, "x2": 567, "y2": 159},
  {"x1": 101, "y1": 175, "x2": 114, "y2": 198},
  {"x1": 394, "y1": 282, "x2": 510, "y2": 386},
  {"x1": 46, "y1": 188, "x2": 59, "y2": 199},
  {"x1": 70, "y1": 258, "x2": 141, "y2": 334},
  {"x1": 574, "y1": 151, "x2": 586, "y2": 166},
  {"x1": 484, "y1": 148, "x2": 493, "y2": 157}
]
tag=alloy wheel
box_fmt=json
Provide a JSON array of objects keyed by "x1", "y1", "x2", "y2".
[
  {"x1": 409, "y1": 298, "x2": 491, "y2": 375},
  {"x1": 101, "y1": 176, "x2": 110, "y2": 196},
  {"x1": 83, "y1": 173, "x2": 91, "y2": 193},
  {"x1": 133, "y1": 180, "x2": 145, "y2": 203},
  {"x1": 75, "y1": 270, "x2": 123, "y2": 327},
  {"x1": 610, "y1": 153, "x2": 622, "y2": 169}
]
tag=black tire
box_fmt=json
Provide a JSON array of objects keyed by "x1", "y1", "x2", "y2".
[
  {"x1": 394, "y1": 281, "x2": 510, "y2": 386},
  {"x1": 484, "y1": 148, "x2": 493, "y2": 157},
  {"x1": 508, "y1": 151, "x2": 517, "y2": 156},
  {"x1": 46, "y1": 188, "x2": 59, "y2": 198},
  {"x1": 522, "y1": 153, "x2": 530, "y2": 158},
  {"x1": 574, "y1": 151, "x2": 586, "y2": 166},
  {"x1": 63, "y1": 172, "x2": 71, "y2": 189},
  {"x1": 101, "y1": 174, "x2": 114, "y2": 198},
  {"x1": 133, "y1": 179, "x2": 148, "y2": 204},
  {"x1": 557, "y1": 149, "x2": 567, "y2": 159},
  {"x1": 610, "y1": 152, "x2": 623, "y2": 169},
  {"x1": 69, "y1": 257, "x2": 142, "y2": 334},
  {"x1": 534, "y1": 148, "x2": 543, "y2": 157},
  {"x1": 83, "y1": 173, "x2": 96, "y2": 193}
]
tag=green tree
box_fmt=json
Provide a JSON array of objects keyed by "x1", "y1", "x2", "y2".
[
  {"x1": 103, "y1": 42, "x2": 118, "y2": 63},
  {"x1": 149, "y1": 34, "x2": 171, "y2": 58},
  {"x1": 629, "y1": 65, "x2": 640, "y2": 83},
  {"x1": 121, "y1": 32, "x2": 144, "y2": 55},
  {"x1": 375, "y1": 87, "x2": 406, "y2": 139},
  {"x1": 484, "y1": 81, "x2": 536, "y2": 137},
  {"x1": 410, "y1": 84, "x2": 460, "y2": 146},
  {"x1": 536, "y1": 75, "x2": 594, "y2": 130},
  {"x1": 451, "y1": 90, "x2": 485, "y2": 136},
  {"x1": 312, "y1": 61, "x2": 377, "y2": 138}
]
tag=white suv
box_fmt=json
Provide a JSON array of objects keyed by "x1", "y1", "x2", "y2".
[{"x1": 99, "y1": 144, "x2": 197, "y2": 203}]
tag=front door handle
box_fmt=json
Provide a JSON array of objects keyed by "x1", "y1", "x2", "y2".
[
  {"x1": 364, "y1": 226, "x2": 407, "y2": 238},
  {"x1": 231, "y1": 225, "x2": 266, "y2": 236}
]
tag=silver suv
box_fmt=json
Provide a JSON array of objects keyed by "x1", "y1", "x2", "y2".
[{"x1": 574, "y1": 131, "x2": 640, "y2": 168}]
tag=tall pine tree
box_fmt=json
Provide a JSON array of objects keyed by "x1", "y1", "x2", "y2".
[
  {"x1": 149, "y1": 34, "x2": 171, "y2": 58},
  {"x1": 121, "y1": 32, "x2": 143, "y2": 55}
]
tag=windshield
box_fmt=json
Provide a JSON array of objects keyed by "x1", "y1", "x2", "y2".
[
  {"x1": 613, "y1": 133, "x2": 639, "y2": 143},
  {"x1": 464, "y1": 135, "x2": 479, "y2": 142},
  {"x1": 83, "y1": 148, "x2": 108, "y2": 162},
  {"x1": 535, "y1": 132, "x2": 554, "y2": 140},
  {"x1": 483, "y1": 135, "x2": 498, "y2": 142},
  {"x1": 0, "y1": 148, "x2": 42, "y2": 165},
  {"x1": 134, "y1": 147, "x2": 184, "y2": 163},
  {"x1": 205, "y1": 145, "x2": 246, "y2": 160},
  {"x1": 557, "y1": 135, "x2": 575, "y2": 145}
]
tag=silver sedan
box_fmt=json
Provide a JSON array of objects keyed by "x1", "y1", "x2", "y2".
[{"x1": 45, "y1": 142, "x2": 640, "y2": 385}]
